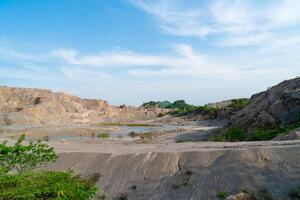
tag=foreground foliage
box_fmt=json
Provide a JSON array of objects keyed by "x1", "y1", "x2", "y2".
[
  {"x1": 0, "y1": 171, "x2": 98, "y2": 200},
  {"x1": 0, "y1": 135, "x2": 57, "y2": 174},
  {"x1": 0, "y1": 135, "x2": 98, "y2": 200}
]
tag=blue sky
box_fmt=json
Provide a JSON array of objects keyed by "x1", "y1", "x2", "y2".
[{"x1": 0, "y1": 0, "x2": 300, "y2": 105}]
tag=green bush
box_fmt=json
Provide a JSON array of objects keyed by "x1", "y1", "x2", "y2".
[
  {"x1": 196, "y1": 105, "x2": 220, "y2": 119},
  {"x1": 128, "y1": 131, "x2": 138, "y2": 138},
  {"x1": 175, "y1": 139, "x2": 187, "y2": 143},
  {"x1": 217, "y1": 191, "x2": 229, "y2": 199},
  {"x1": 157, "y1": 113, "x2": 165, "y2": 117},
  {"x1": 247, "y1": 127, "x2": 287, "y2": 141},
  {"x1": 0, "y1": 135, "x2": 57, "y2": 174},
  {"x1": 141, "y1": 101, "x2": 171, "y2": 108},
  {"x1": 97, "y1": 133, "x2": 110, "y2": 138},
  {"x1": 211, "y1": 128, "x2": 246, "y2": 142},
  {"x1": 228, "y1": 98, "x2": 249, "y2": 110},
  {"x1": 0, "y1": 171, "x2": 97, "y2": 200}
]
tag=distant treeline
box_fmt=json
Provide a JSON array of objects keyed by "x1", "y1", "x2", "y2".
[{"x1": 141, "y1": 99, "x2": 249, "y2": 117}]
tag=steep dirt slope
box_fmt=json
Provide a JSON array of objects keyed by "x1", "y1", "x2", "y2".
[
  {"x1": 47, "y1": 140, "x2": 300, "y2": 200},
  {"x1": 0, "y1": 86, "x2": 156, "y2": 126}
]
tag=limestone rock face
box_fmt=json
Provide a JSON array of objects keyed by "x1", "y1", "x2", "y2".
[
  {"x1": 0, "y1": 86, "x2": 154, "y2": 126},
  {"x1": 230, "y1": 77, "x2": 300, "y2": 131}
]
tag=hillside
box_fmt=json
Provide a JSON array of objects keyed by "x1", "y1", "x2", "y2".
[
  {"x1": 213, "y1": 77, "x2": 300, "y2": 141},
  {"x1": 47, "y1": 140, "x2": 300, "y2": 200},
  {"x1": 230, "y1": 77, "x2": 300, "y2": 130},
  {"x1": 0, "y1": 86, "x2": 158, "y2": 126}
]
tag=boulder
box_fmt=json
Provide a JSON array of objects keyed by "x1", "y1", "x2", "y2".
[{"x1": 225, "y1": 192, "x2": 256, "y2": 200}]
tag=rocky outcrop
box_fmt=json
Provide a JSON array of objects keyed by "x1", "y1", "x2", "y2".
[
  {"x1": 0, "y1": 86, "x2": 155, "y2": 126},
  {"x1": 229, "y1": 77, "x2": 300, "y2": 131},
  {"x1": 225, "y1": 192, "x2": 256, "y2": 200}
]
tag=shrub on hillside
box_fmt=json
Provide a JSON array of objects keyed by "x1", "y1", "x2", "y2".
[
  {"x1": 141, "y1": 101, "x2": 171, "y2": 108},
  {"x1": 196, "y1": 105, "x2": 220, "y2": 119},
  {"x1": 211, "y1": 120, "x2": 300, "y2": 142},
  {"x1": 228, "y1": 98, "x2": 249, "y2": 110}
]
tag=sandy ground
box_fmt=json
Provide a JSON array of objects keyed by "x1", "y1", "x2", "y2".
[{"x1": 48, "y1": 138, "x2": 300, "y2": 154}]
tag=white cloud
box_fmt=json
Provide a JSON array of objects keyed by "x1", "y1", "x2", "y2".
[
  {"x1": 128, "y1": 0, "x2": 216, "y2": 37},
  {"x1": 269, "y1": 0, "x2": 300, "y2": 26},
  {"x1": 129, "y1": 0, "x2": 300, "y2": 50},
  {"x1": 51, "y1": 49, "x2": 171, "y2": 67},
  {"x1": 51, "y1": 44, "x2": 244, "y2": 79},
  {"x1": 2, "y1": 41, "x2": 299, "y2": 83}
]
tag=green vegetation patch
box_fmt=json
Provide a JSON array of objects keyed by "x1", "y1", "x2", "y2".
[
  {"x1": 211, "y1": 117, "x2": 300, "y2": 142},
  {"x1": 141, "y1": 101, "x2": 171, "y2": 108},
  {"x1": 96, "y1": 122, "x2": 157, "y2": 127},
  {"x1": 167, "y1": 100, "x2": 197, "y2": 116},
  {"x1": 97, "y1": 133, "x2": 110, "y2": 138},
  {"x1": 217, "y1": 191, "x2": 229, "y2": 199},
  {"x1": 228, "y1": 98, "x2": 249, "y2": 110},
  {"x1": 0, "y1": 135, "x2": 98, "y2": 200},
  {"x1": 0, "y1": 171, "x2": 97, "y2": 200},
  {"x1": 143, "y1": 100, "x2": 224, "y2": 118},
  {"x1": 196, "y1": 105, "x2": 220, "y2": 118},
  {"x1": 0, "y1": 135, "x2": 57, "y2": 174}
]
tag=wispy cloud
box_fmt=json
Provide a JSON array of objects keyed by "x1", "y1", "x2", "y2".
[
  {"x1": 129, "y1": 0, "x2": 300, "y2": 50},
  {"x1": 50, "y1": 44, "x2": 243, "y2": 79},
  {"x1": 0, "y1": 41, "x2": 256, "y2": 82},
  {"x1": 1, "y1": 40, "x2": 299, "y2": 105},
  {"x1": 51, "y1": 49, "x2": 170, "y2": 67}
]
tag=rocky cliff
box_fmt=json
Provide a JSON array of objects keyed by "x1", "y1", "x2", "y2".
[
  {"x1": 229, "y1": 77, "x2": 300, "y2": 131},
  {"x1": 0, "y1": 86, "x2": 155, "y2": 126}
]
